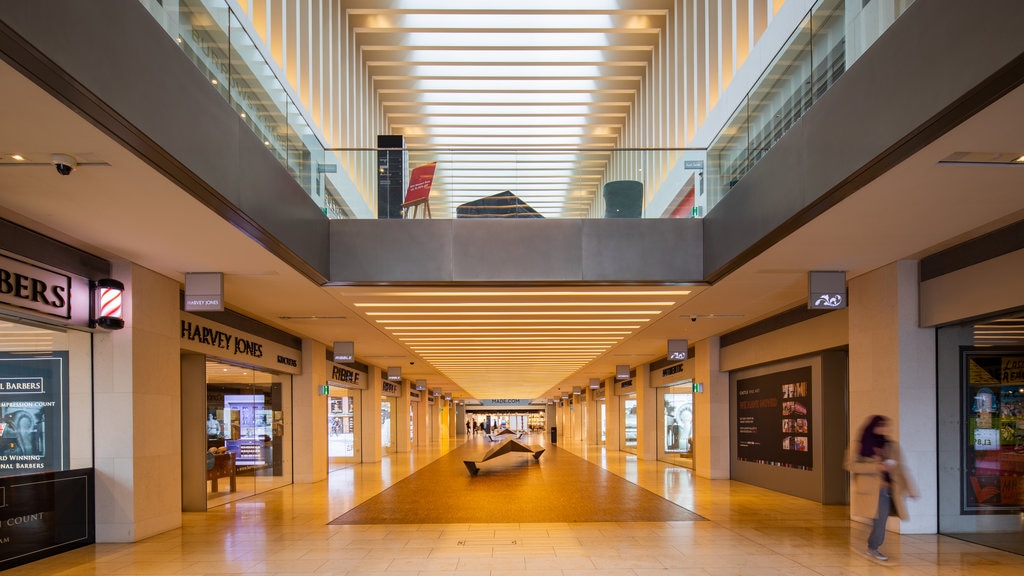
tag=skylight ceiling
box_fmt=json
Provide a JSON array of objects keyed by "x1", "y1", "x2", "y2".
[{"x1": 347, "y1": 2, "x2": 668, "y2": 218}]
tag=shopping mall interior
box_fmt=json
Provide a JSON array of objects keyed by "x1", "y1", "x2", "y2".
[{"x1": 1, "y1": 0, "x2": 1024, "y2": 573}]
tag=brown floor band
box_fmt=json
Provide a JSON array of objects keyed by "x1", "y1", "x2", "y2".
[{"x1": 330, "y1": 438, "x2": 705, "y2": 525}]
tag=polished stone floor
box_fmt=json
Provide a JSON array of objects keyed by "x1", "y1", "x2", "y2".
[{"x1": 8, "y1": 433, "x2": 1024, "y2": 575}]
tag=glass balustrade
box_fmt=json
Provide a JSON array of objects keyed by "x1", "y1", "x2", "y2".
[{"x1": 141, "y1": 0, "x2": 914, "y2": 220}]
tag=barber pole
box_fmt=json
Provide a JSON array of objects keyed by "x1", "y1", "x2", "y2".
[{"x1": 94, "y1": 278, "x2": 125, "y2": 329}]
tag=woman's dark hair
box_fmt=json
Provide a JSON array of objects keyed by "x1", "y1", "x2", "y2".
[{"x1": 858, "y1": 414, "x2": 889, "y2": 458}]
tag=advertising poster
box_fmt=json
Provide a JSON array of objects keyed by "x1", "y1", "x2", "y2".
[
  {"x1": 962, "y1": 352, "x2": 1024, "y2": 513},
  {"x1": 0, "y1": 353, "x2": 70, "y2": 475},
  {"x1": 736, "y1": 366, "x2": 813, "y2": 470}
]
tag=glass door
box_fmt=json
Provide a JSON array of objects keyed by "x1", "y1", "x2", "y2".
[
  {"x1": 622, "y1": 395, "x2": 637, "y2": 452},
  {"x1": 658, "y1": 386, "x2": 694, "y2": 468},
  {"x1": 328, "y1": 389, "x2": 359, "y2": 469},
  {"x1": 381, "y1": 397, "x2": 396, "y2": 454},
  {"x1": 206, "y1": 360, "x2": 292, "y2": 507}
]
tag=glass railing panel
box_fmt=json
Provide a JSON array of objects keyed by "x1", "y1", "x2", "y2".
[
  {"x1": 707, "y1": 96, "x2": 750, "y2": 206},
  {"x1": 175, "y1": 0, "x2": 231, "y2": 101},
  {"x1": 704, "y1": 0, "x2": 917, "y2": 214},
  {"x1": 745, "y1": 13, "x2": 813, "y2": 170},
  {"x1": 321, "y1": 148, "x2": 709, "y2": 220},
  {"x1": 809, "y1": 0, "x2": 846, "y2": 104}
]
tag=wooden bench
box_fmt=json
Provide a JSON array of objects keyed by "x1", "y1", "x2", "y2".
[
  {"x1": 464, "y1": 438, "x2": 545, "y2": 475},
  {"x1": 207, "y1": 452, "x2": 237, "y2": 492}
]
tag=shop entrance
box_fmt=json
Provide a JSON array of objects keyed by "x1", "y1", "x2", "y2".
[
  {"x1": 328, "y1": 389, "x2": 359, "y2": 469},
  {"x1": 381, "y1": 397, "x2": 397, "y2": 454},
  {"x1": 658, "y1": 386, "x2": 694, "y2": 468},
  {"x1": 205, "y1": 359, "x2": 292, "y2": 508},
  {"x1": 621, "y1": 395, "x2": 637, "y2": 452}
]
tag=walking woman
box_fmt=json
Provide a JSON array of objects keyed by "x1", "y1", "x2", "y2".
[{"x1": 848, "y1": 415, "x2": 917, "y2": 561}]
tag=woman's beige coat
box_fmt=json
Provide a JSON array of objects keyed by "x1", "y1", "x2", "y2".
[{"x1": 847, "y1": 441, "x2": 917, "y2": 520}]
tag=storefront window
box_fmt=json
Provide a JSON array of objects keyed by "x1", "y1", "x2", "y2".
[
  {"x1": 381, "y1": 398, "x2": 394, "y2": 452},
  {"x1": 664, "y1": 392, "x2": 694, "y2": 457},
  {"x1": 0, "y1": 320, "x2": 92, "y2": 476},
  {"x1": 623, "y1": 396, "x2": 637, "y2": 448},
  {"x1": 600, "y1": 401, "x2": 606, "y2": 443},
  {"x1": 961, "y1": 350, "x2": 1024, "y2": 513},
  {"x1": 329, "y1": 393, "x2": 356, "y2": 460},
  {"x1": 206, "y1": 360, "x2": 291, "y2": 506}
]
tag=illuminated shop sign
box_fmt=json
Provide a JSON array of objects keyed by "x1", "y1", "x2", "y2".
[
  {"x1": 479, "y1": 399, "x2": 531, "y2": 406},
  {"x1": 0, "y1": 254, "x2": 73, "y2": 321},
  {"x1": 328, "y1": 364, "x2": 364, "y2": 389},
  {"x1": 180, "y1": 312, "x2": 301, "y2": 374}
]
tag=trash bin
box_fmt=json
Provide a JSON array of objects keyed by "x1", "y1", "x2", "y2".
[{"x1": 550, "y1": 427, "x2": 557, "y2": 444}]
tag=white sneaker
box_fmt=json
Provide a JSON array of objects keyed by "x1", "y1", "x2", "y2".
[{"x1": 867, "y1": 548, "x2": 888, "y2": 561}]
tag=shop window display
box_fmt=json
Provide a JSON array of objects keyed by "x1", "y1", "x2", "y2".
[
  {"x1": 664, "y1": 393, "x2": 693, "y2": 457},
  {"x1": 206, "y1": 360, "x2": 291, "y2": 505},
  {"x1": 962, "y1": 351, "x2": 1024, "y2": 513}
]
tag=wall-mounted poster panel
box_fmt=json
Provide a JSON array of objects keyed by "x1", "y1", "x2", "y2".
[
  {"x1": 736, "y1": 366, "x2": 813, "y2": 470},
  {"x1": 961, "y1": 350, "x2": 1024, "y2": 514},
  {"x1": 0, "y1": 352, "x2": 70, "y2": 475},
  {"x1": 0, "y1": 468, "x2": 94, "y2": 570}
]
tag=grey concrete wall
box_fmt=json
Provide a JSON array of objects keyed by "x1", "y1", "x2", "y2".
[{"x1": 329, "y1": 218, "x2": 703, "y2": 284}]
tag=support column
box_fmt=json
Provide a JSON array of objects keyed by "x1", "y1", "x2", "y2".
[
  {"x1": 415, "y1": 395, "x2": 429, "y2": 446},
  {"x1": 606, "y1": 387, "x2": 622, "y2": 452},
  {"x1": 95, "y1": 262, "x2": 181, "y2": 541},
  {"x1": 293, "y1": 339, "x2": 327, "y2": 482},
  {"x1": 584, "y1": 387, "x2": 599, "y2": 444},
  {"x1": 695, "y1": 336, "x2": 729, "y2": 479},
  {"x1": 362, "y1": 367, "x2": 383, "y2": 462},
  {"x1": 395, "y1": 380, "x2": 411, "y2": 452},
  {"x1": 849, "y1": 260, "x2": 937, "y2": 533},
  {"x1": 636, "y1": 362, "x2": 657, "y2": 460}
]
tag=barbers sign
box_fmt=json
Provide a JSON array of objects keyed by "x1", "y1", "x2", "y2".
[{"x1": 0, "y1": 253, "x2": 88, "y2": 325}]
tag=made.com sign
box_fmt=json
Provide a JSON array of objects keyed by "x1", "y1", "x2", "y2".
[{"x1": 180, "y1": 312, "x2": 301, "y2": 375}]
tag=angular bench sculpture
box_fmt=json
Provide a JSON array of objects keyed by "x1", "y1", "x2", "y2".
[
  {"x1": 484, "y1": 428, "x2": 524, "y2": 442},
  {"x1": 464, "y1": 438, "x2": 545, "y2": 476}
]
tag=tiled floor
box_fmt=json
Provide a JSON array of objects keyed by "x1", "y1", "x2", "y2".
[{"x1": 8, "y1": 435, "x2": 1024, "y2": 575}]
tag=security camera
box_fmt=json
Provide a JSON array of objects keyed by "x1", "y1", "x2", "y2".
[
  {"x1": 409, "y1": 361, "x2": 415, "y2": 365},
  {"x1": 690, "y1": 315, "x2": 697, "y2": 322},
  {"x1": 51, "y1": 154, "x2": 77, "y2": 176}
]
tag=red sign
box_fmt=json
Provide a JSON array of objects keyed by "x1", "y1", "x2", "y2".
[{"x1": 404, "y1": 162, "x2": 437, "y2": 203}]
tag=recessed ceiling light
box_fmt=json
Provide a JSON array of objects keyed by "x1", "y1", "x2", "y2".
[{"x1": 10, "y1": 154, "x2": 24, "y2": 161}]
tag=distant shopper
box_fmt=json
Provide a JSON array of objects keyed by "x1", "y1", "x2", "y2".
[
  {"x1": 472, "y1": 421, "x2": 478, "y2": 434},
  {"x1": 466, "y1": 420, "x2": 471, "y2": 435},
  {"x1": 848, "y1": 415, "x2": 917, "y2": 562}
]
